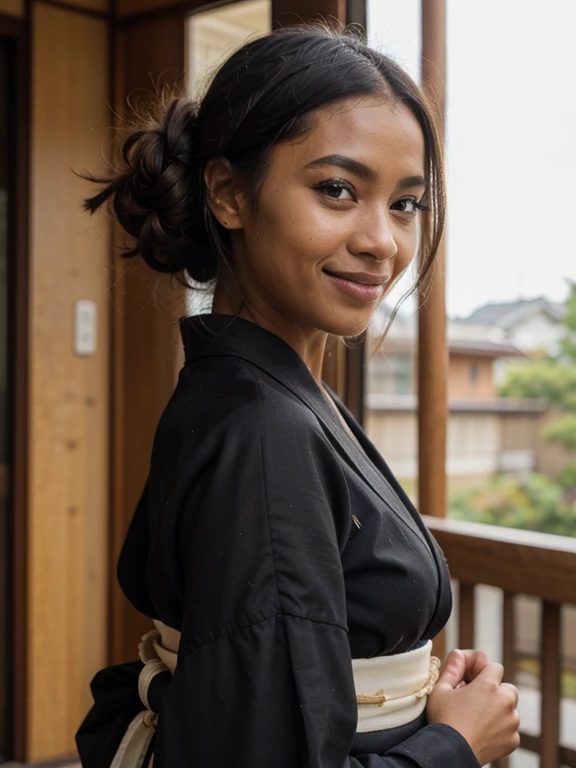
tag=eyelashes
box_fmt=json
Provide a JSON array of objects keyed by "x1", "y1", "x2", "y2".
[
  {"x1": 312, "y1": 178, "x2": 429, "y2": 213},
  {"x1": 312, "y1": 179, "x2": 356, "y2": 201},
  {"x1": 391, "y1": 198, "x2": 430, "y2": 214}
]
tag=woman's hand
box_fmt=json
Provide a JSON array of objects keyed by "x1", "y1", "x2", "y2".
[
  {"x1": 449, "y1": 648, "x2": 489, "y2": 689},
  {"x1": 426, "y1": 649, "x2": 521, "y2": 766}
]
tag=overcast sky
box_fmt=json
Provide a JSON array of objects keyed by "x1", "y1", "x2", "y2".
[{"x1": 367, "y1": 0, "x2": 576, "y2": 318}]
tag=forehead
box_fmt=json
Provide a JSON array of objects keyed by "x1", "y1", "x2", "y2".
[{"x1": 279, "y1": 95, "x2": 425, "y2": 178}]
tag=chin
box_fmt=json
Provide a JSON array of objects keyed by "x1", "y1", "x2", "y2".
[{"x1": 317, "y1": 311, "x2": 373, "y2": 340}]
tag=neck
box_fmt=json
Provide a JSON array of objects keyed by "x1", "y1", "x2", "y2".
[{"x1": 212, "y1": 284, "x2": 329, "y2": 385}]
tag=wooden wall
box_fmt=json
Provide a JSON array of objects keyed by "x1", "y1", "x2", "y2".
[
  {"x1": 26, "y1": 0, "x2": 111, "y2": 759},
  {"x1": 0, "y1": 0, "x2": 24, "y2": 18}
]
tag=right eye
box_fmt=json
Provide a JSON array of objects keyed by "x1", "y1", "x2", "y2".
[{"x1": 313, "y1": 179, "x2": 357, "y2": 202}]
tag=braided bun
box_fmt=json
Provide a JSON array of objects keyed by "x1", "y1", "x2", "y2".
[{"x1": 84, "y1": 95, "x2": 218, "y2": 283}]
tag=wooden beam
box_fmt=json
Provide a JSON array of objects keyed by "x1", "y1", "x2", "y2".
[
  {"x1": 418, "y1": 0, "x2": 447, "y2": 517},
  {"x1": 425, "y1": 515, "x2": 576, "y2": 605},
  {"x1": 272, "y1": 0, "x2": 345, "y2": 28},
  {"x1": 458, "y1": 583, "x2": 475, "y2": 649},
  {"x1": 540, "y1": 602, "x2": 561, "y2": 768},
  {"x1": 110, "y1": 12, "x2": 187, "y2": 666}
]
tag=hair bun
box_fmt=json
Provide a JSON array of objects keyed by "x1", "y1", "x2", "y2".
[
  {"x1": 86, "y1": 96, "x2": 217, "y2": 282},
  {"x1": 117, "y1": 97, "x2": 205, "y2": 275}
]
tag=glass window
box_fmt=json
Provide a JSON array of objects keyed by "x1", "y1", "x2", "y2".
[
  {"x1": 187, "y1": 0, "x2": 271, "y2": 100},
  {"x1": 366, "y1": 0, "x2": 576, "y2": 525},
  {"x1": 469, "y1": 361, "x2": 478, "y2": 384}
]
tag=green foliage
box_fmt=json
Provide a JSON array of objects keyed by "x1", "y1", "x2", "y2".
[
  {"x1": 543, "y1": 414, "x2": 576, "y2": 450},
  {"x1": 498, "y1": 282, "x2": 576, "y2": 454},
  {"x1": 560, "y1": 280, "x2": 576, "y2": 363},
  {"x1": 559, "y1": 462, "x2": 576, "y2": 492},
  {"x1": 499, "y1": 362, "x2": 576, "y2": 409},
  {"x1": 449, "y1": 473, "x2": 576, "y2": 538}
]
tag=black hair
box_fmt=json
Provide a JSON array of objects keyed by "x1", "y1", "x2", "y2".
[{"x1": 83, "y1": 24, "x2": 445, "y2": 311}]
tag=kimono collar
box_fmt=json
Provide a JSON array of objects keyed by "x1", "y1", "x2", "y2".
[
  {"x1": 179, "y1": 313, "x2": 443, "y2": 592},
  {"x1": 179, "y1": 313, "x2": 341, "y2": 427}
]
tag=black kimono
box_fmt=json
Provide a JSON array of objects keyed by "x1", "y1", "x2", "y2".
[{"x1": 77, "y1": 314, "x2": 481, "y2": 768}]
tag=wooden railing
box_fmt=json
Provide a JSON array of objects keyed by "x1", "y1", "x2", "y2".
[{"x1": 424, "y1": 516, "x2": 576, "y2": 768}]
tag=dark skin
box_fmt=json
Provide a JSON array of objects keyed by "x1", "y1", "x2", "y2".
[
  {"x1": 204, "y1": 94, "x2": 520, "y2": 765},
  {"x1": 206, "y1": 95, "x2": 425, "y2": 383}
]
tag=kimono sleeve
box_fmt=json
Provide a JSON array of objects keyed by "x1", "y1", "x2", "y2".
[{"x1": 153, "y1": 389, "x2": 480, "y2": 768}]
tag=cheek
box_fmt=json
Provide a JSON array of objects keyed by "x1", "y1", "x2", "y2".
[
  {"x1": 254, "y1": 188, "x2": 345, "y2": 265},
  {"x1": 393, "y1": 225, "x2": 419, "y2": 276}
]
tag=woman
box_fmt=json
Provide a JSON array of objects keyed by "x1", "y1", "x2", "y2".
[{"x1": 76, "y1": 24, "x2": 520, "y2": 768}]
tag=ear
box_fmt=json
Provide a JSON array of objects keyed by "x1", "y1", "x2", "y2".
[{"x1": 204, "y1": 158, "x2": 245, "y2": 230}]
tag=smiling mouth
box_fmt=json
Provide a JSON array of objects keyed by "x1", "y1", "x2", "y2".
[
  {"x1": 322, "y1": 268, "x2": 391, "y2": 303},
  {"x1": 322, "y1": 268, "x2": 392, "y2": 286}
]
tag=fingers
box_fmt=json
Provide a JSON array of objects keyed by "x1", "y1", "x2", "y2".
[
  {"x1": 459, "y1": 649, "x2": 489, "y2": 682},
  {"x1": 470, "y1": 650, "x2": 488, "y2": 680},
  {"x1": 500, "y1": 682, "x2": 519, "y2": 707},
  {"x1": 476, "y1": 661, "x2": 505, "y2": 686},
  {"x1": 437, "y1": 649, "x2": 467, "y2": 688}
]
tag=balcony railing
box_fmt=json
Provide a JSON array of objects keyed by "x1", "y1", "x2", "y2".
[{"x1": 424, "y1": 516, "x2": 576, "y2": 768}]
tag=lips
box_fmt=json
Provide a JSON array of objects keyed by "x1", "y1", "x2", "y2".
[
  {"x1": 323, "y1": 268, "x2": 391, "y2": 303},
  {"x1": 323, "y1": 268, "x2": 392, "y2": 286}
]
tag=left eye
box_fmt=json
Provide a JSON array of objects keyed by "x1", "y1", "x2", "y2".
[
  {"x1": 392, "y1": 198, "x2": 426, "y2": 214},
  {"x1": 315, "y1": 181, "x2": 355, "y2": 201}
]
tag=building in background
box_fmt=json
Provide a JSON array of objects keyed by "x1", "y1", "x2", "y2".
[
  {"x1": 366, "y1": 307, "x2": 549, "y2": 486},
  {"x1": 460, "y1": 296, "x2": 566, "y2": 357}
]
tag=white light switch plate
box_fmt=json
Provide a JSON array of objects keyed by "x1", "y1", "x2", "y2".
[{"x1": 74, "y1": 300, "x2": 97, "y2": 356}]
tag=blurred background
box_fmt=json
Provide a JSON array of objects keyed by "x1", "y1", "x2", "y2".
[{"x1": 0, "y1": 0, "x2": 575, "y2": 765}]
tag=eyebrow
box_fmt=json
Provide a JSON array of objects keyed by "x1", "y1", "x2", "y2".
[{"x1": 304, "y1": 154, "x2": 426, "y2": 189}]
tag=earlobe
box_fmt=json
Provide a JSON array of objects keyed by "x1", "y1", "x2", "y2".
[{"x1": 204, "y1": 157, "x2": 243, "y2": 230}]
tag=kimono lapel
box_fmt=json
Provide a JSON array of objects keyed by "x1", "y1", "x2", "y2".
[
  {"x1": 179, "y1": 314, "x2": 429, "y2": 548},
  {"x1": 331, "y1": 397, "x2": 453, "y2": 641}
]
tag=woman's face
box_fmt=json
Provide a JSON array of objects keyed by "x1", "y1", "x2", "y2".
[{"x1": 228, "y1": 95, "x2": 427, "y2": 339}]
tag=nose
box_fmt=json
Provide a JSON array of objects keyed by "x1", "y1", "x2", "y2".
[{"x1": 347, "y1": 209, "x2": 398, "y2": 263}]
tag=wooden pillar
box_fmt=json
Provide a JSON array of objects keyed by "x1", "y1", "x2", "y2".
[
  {"x1": 418, "y1": 0, "x2": 448, "y2": 518},
  {"x1": 109, "y1": 12, "x2": 187, "y2": 665}
]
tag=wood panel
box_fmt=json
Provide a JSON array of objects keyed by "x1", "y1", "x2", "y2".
[
  {"x1": 37, "y1": 0, "x2": 112, "y2": 17},
  {"x1": 110, "y1": 11, "x2": 187, "y2": 665},
  {"x1": 0, "y1": 0, "x2": 25, "y2": 18},
  {"x1": 118, "y1": 0, "x2": 234, "y2": 24},
  {"x1": 28, "y1": 3, "x2": 110, "y2": 759},
  {"x1": 272, "y1": 0, "x2": 345, "y2": 26},
  {"x1": 51, "y1": 0, "x2": 112, "y2": 17}
]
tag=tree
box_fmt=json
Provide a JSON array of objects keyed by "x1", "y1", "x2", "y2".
[
  {"x1": 499, "y1": 281, "x2": 576, "y2": 497},
  {"x1": 560, "y1": 280, "x2": 576, "y2": 362},
  {"x1": 499, "y1": 363, "x2": 576, "y2": 409}
]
